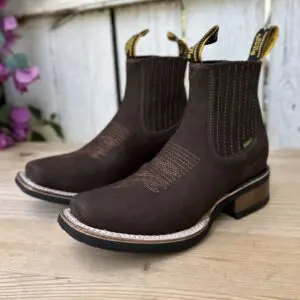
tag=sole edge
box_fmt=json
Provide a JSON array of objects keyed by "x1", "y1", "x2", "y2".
[
  {"x1": 58, "y1": 168, "x2": 270, "y2": 253},
  {"x1": 15, "y1": 172, "x2": 75, "y2": 205}
]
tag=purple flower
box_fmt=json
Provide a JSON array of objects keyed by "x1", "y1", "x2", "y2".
[
  {"x1": 11, "y1": 107, "x2": 31, "y2": 125},
  {"x1": 13, "y1": 78, "x2": 28, "y2": 93},
  {"x1": 10, "y1": 107, "x2": 31, "y2": 142},
  {"x1": 0, "y1": 131, "x2": 13, "y2": 150},
  {"x1": 13, "y1": 66, "x2": 40, "y2": 93},
  {"x1": 12, "y1": 126, "x2": 28, "y2": 141},
  {"x1": 0, "y1": 63, "x2": 9, "y2": 82},
  {"x1": 3, "y1": 16, "x2": 18, "y2": 31},
  {"x1": 0, "y1": 0, "x2": 7, "y2": 9},
  {"x1": 0, "y1": 31, "x2": 18, "y2": 52}
]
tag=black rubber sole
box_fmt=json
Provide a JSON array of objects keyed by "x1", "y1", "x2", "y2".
[
  {"x1": 58, "y1": 213, "x2": 213, "y2": 253},
  {"x1": 15, "y1": 174, "x2": 73, "y2": 205},
  {"x1": 58, "y1": 169, "x2": 270, "y2": 253}
]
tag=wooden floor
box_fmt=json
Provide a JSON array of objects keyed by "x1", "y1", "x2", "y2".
[{"x1": 0, "y1": 143, "x2": 299, "y2": 300}]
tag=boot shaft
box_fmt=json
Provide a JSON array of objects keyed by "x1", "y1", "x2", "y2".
[
  {"x1": 116, "y1": 29, "x2": 190, "y2": 132},
  {"x1": 177, "y1": 26, "x2": 279, "y2": 160},
  {"x1": 187, "y1": 60, "x2": 264, "y2": 157},
  {"x1": 116, "y1": 27, "x2": 221, "y2": 133},
  {"x1": 207, "y1": 61, "x2": 262, "y2": 156},
  {"x1": 119, "y1": 56, "x2": 187, "y2": 132}
]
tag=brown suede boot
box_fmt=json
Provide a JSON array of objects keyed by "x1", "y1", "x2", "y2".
[
  {"x1": 58, "y1": 26, "x2": 279, "y2": 253},
  {"x1": 15, "y1": 30, "x2": 192, "y2": 204}
]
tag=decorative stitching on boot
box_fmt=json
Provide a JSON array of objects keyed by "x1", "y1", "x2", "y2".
[
  {"x1": 242, "y1": 65, "x2": 246, "y2": 143},
  {"x1": 61, "y1": 167, "x2": 270, "y2": 243},
  {"x1": 115, "y1": 143, "x2": 200, "y2": 193},
  {"x1": 250, "y1": 64, "x2": 256, "y2": 139},
  {"x1": 230, "y1": 64, "x2": 238, "y2": 154},
  {"x1": 84, "y1": 122, "x2": 131, "y2": 158},
  {"x1": 142, "y1": 58, "x2": 186, "y2": 132},
  {"x1": 208, "y1": 68, "x2": 215, "y2": 154},
  {"x1": 18, "y1": 172, "x2": 77, "y2": 197},
  {"x1": 209, "y1": 63, "x2": 259, "y2": 157},
  {"x1": 216, "y1": 66, "x2": 221, "y2": 153},
  {"x1": 223, "y1": 65, "x2": 230, "y2": 156},
  {"x1": 237, "y1": 64, "x2": 244, "y2": 151}
]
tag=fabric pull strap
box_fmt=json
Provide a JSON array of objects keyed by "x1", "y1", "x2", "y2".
[
  {"x1": 125, "y1": 29, "x2": 149, "y2": 58},
  {"x1": 187, "y1": 25, "x2": 219, "y2": 63},
  {"x1": 167, "y1": 32, "x2": 189, "y2": 58},
  {"x1": 248, "y1": 26, "x2": 279, "y2": 61}
]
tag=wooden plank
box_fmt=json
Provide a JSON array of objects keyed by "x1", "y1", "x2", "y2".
[
  {"x1": 5, "y1": 11, "x2": 118, "y2": 143},
  {"x1": 4, "y1": 18, "x2": 59, "y2": 120},
  {"x1": 267, "y1": 0, "x2": 300, "y2": 149},
  {"x1": 7, "y1": 0, "x2": 160, "y2": 17},
  {"x1": 49, "y1": 10, "x2": 117, "y2": 142},
  {"x1": 0, "y1": 234, "x2": 299, "y2": 299},
  {"x1": 115, "y1": 0, "x2": 182, "y2": 96},
  {"x1": 0, "y1": 143, "x2": 300, "y2": 300}
]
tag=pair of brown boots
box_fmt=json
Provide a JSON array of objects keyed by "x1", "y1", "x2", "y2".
[{"x1": 16, "y1": 25, "x2": 279, "y2": 253}]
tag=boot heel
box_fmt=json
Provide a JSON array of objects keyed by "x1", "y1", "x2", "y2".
[{"x1": 223, "y1": 176, "x2": 270, "y2": 220}]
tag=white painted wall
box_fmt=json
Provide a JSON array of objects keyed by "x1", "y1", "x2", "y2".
[
  {"x1": 115, "y1": 0, "x2": 182, "y2": 96},
  {"x1": 4, "y1": 0, "x2": 299, "y2": 149},
  {"x1": 5, "y1": 11, "x2": 117, "y2": 143},
  {"x1": 7, "y1": 0, "x2": 160, "y2": 16},
  {"x1": 185, "y1": 0, "x2": 265, "y2": 61},
  {"x1": 267, "y1": 0, "x2": 300, "y2": 149},
  {"x1": 184, "y1": 0, "x2": 265, "y2": 110}
]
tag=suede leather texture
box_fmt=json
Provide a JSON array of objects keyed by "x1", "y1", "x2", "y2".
[
  {"x1": 71, "y1": 61, "x2": 269, "y2": 235},
  {"x1": 25, "y1": 56, "x2": 187, "y2": 193}
]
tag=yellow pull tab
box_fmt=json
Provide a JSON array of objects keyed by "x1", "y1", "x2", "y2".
[
  {"x1": 125, "y1": 29, "x2": 149, "y2": 58},
  {"x1": 249, "y1": 26, "x2": 279, "y2": 61},
  {"x1": 187, "y1": 25, "x2": 219, "y2": 63},
  {"x1": 167, "y1": 32, "x2": 189, "y2": 58}
]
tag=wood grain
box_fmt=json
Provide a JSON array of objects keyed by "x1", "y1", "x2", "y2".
[
  {"x1": 4, "y1": 0, "x2": 300, "y2": 148},
  {"x1": 185, "y1": 0, "x2": 265, "y2": 60},
  {"x1": 0, "y1": 143, "x2": 299, "y2": 299},
  {"x1": 7, "y1": 0, "x2": 161, "y2": 17},
  {"x1": 267, "y1": 0, "x2": 300, "y2": 149},
  {"x1": 5, "y1": 11, "x2": 118, "y2": 143}
]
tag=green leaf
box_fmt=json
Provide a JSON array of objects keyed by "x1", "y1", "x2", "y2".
[
  {"x1": 0, "y1": 105, "x2": 11, "y2": 124},
  {"x1": 14, "y1": 53, "x2": 29, "y2": 69},
  {"x1": 4, "y1": 55, "x2": 19, "y2": 72},
  {"x1": 30, "y1": 131, "x2": 47, "y2": 142},
  {"x1": 28, "y1": 105, "x2": 42, "y2": 120},
  {"x1": 3, "y1": 53, "x2": 30, "y2": 71},
  {"x1": 0, "y1": 32, "x2": 5, "y2": 48},
  {"x1": 47, "y1": 121, "x2": 64, "y2": 139}
]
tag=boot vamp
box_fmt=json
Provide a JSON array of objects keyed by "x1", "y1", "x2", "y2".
[
  {"x1": 25, "y1": 128, "x2": 174, "y2": 193},
  {"x1": 70, "y1": 148, "x2": 244, "y2": 235},
  {"x1": 25, "y1": 151, "x2": 111, "y2": 193}
]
